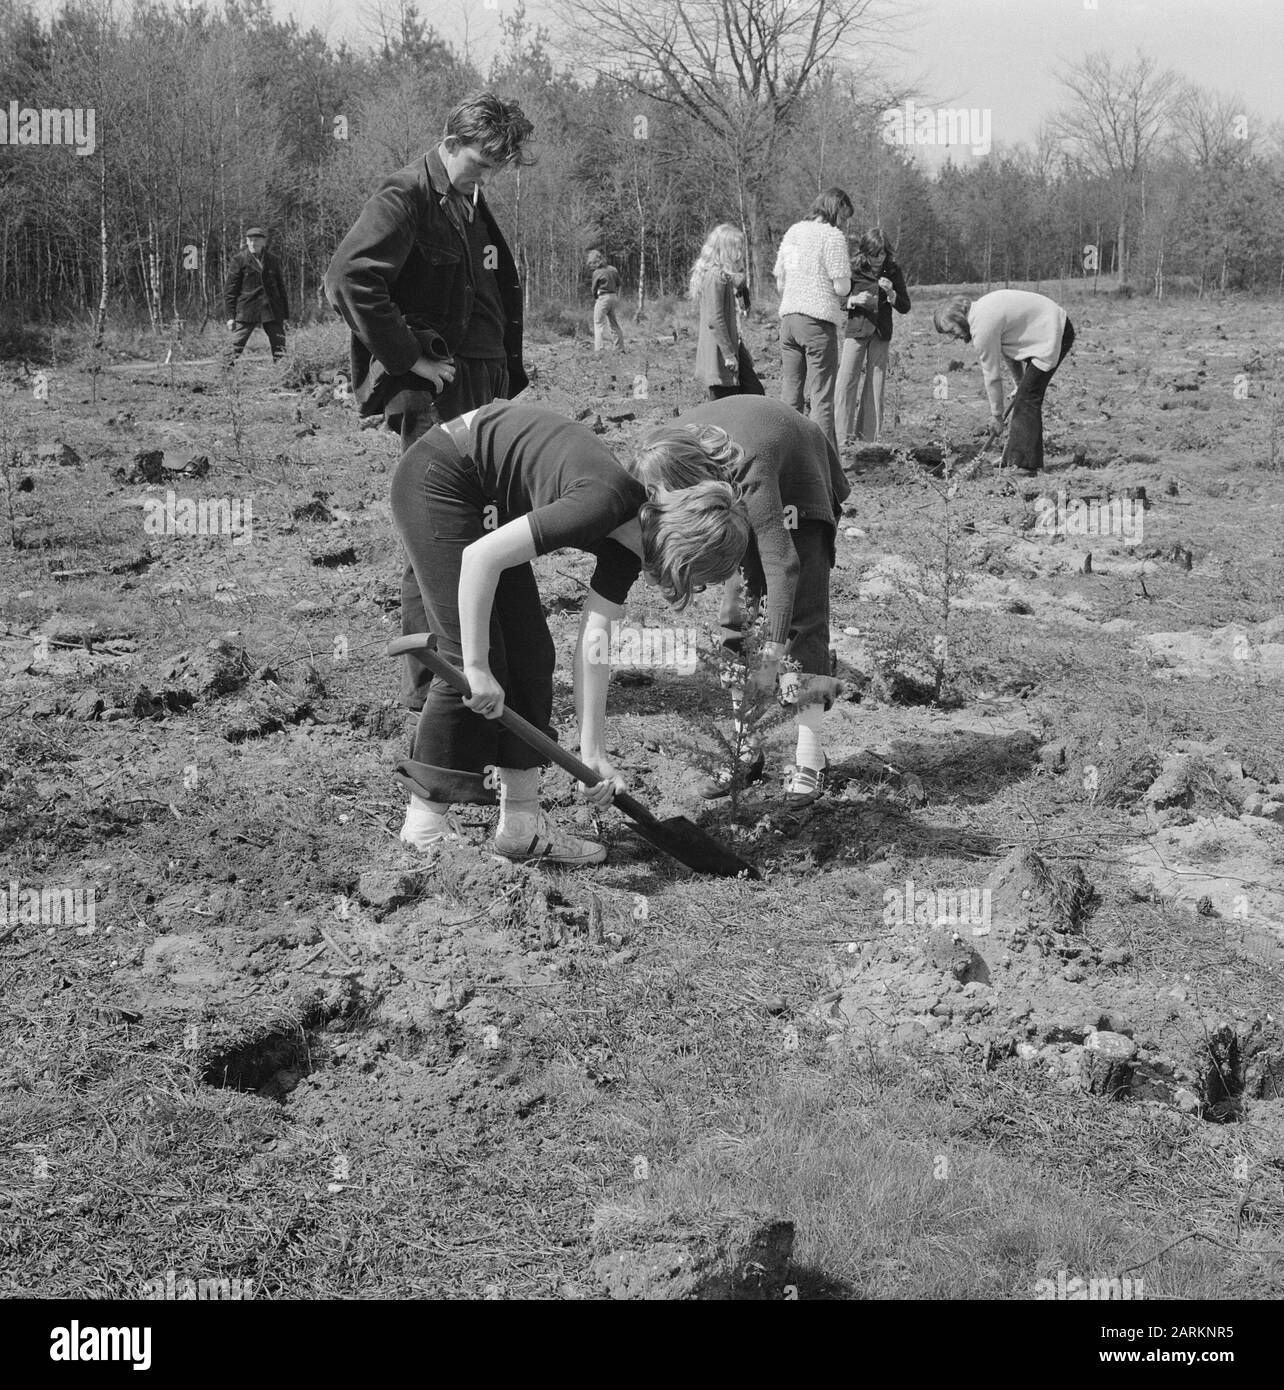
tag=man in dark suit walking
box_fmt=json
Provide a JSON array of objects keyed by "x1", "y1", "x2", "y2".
[{"x1": 225, "y1": 227, "x2": 290, "y2": 361}]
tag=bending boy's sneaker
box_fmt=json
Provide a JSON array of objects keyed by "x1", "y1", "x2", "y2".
[
  {"x1": 697, "y1": 747, "x2": 766, "y2": 800},
  {"x1": 400, "y1": 796, "x2": 463, "y2": 851},
  {"x1": 494, "y1": 812, "x2": 607, "y2": 867},
  {"x1": 783, "y1": 756, "x2": 827, "y2": 808}
]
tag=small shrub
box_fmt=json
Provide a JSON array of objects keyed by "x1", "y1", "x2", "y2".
[
  {"x1": 0, "y1": 319, "x2": 54, "y2": 363},
  {"x1": 277, "y1": 319, "x2": 351, "y2": 389},
  {"x1": 527, "y1": 300, "x2": 584, "y2": 340}
]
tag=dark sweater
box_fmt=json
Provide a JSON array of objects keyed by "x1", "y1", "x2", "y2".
[
  {"x1": 459, "y1": 401, "x2": 645, "y2": 604},
  {"x1": 677, "y1": 396, "x2": 850, "y2": 644},
  {"x1": 592, "y1": 266, "x2": 621, "y2": 297},
  {"x1": 846, "y1": 256, "x2": 910, "y2": 341}
]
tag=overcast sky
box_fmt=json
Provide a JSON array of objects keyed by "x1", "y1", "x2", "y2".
[{"x1": 33, "y1": 0, "x2": 1284, "y2": 150}]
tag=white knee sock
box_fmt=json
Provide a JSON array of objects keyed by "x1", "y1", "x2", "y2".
[
  {"x1": 795, "y1": 704, "x2": 825, "y2": 771},
  {"x1": 497, "y1": 766, "x2": 540, "y2": 839}
]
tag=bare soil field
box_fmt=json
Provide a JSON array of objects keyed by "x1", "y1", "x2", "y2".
[{"x1": 2, "y1": 285, "x2": 1283, "y2": 1300}]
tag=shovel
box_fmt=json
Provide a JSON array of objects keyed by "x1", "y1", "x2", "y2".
[{"x1": 387, "y1": 633, "x2": 760, "y2": 880}]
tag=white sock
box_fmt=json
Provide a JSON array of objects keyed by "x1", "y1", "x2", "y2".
[
  {"x1": 401, "y1": 793, "x2": 455, "y2": 847},
  {"x1": 497, "y1": 766, "x2": 540, "y2": 839},
  {"x1": 795, "y1": 704, "x2": 825, "y2": 771}
]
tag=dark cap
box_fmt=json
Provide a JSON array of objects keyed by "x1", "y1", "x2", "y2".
[{"x1": 245, "y1": 226, "x2": 267, "y2": 238}]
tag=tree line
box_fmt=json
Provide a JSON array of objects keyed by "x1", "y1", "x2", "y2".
[{"x1": 1, "y1": 0, "x2": 1282, "y2": 343}]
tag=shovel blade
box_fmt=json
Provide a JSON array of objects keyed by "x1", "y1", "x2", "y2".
[{"x1": 626, "y1": 814, "x2": 760, "y2": 880}]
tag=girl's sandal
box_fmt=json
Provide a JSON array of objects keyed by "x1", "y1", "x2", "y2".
[{"x1": 783, "y1": 757, "x2": 827, "y2": 808}]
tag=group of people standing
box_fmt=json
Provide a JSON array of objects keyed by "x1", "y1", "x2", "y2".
[
  {"x1": 319, "y1": 89, "x2": 1075, "y2": 869},
  {"x1": 689, "y1": 191, "x2": 911, "y2": 455}
]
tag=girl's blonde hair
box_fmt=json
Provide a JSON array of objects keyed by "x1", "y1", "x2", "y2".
[
  {"x1": 639, "y1": 481, "x2": 750, "y2": 609},
  {"x1": 688, "y1": 223, "x2": 746, "y2": 300},
  {"x1": 631, "y1": 423, "x2": 744, "y2": 491}
]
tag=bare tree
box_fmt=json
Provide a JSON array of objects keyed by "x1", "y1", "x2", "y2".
[
  {"x1": 1049, "y1": 48, "x2": 1180, "y2": 285},
  {"x1": 1170, "y1": 81, "x2": 1251, "y2": 169},
  {"x1": 547, "y1": 0, "x2": 904, "y2": 287}
]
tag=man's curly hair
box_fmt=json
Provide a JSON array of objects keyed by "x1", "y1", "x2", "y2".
[{"x1": 445, "y1": 92, "x2": 535, "y2": 167}]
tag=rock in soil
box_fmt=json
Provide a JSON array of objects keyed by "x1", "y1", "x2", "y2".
[{"x1": 590, "y1": 1208, "x2": 795, "y2": 1300}]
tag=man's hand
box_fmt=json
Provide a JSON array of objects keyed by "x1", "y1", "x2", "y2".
[
  {"x1": 462, "y1": 664, "x2": 505, "y2": 719},
  {"x1": 853, "y1": 290, "x2": 877, "y2": 308},
  {"x1": 577, "y1": 754, "x2": 626, "y2": 808},
  {"x1": 411, "y1": 356, "x2": 457, "y2": 392}
]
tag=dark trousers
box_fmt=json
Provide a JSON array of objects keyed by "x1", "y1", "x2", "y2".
[
  {"x1": 228, "y1": 319, "x2": 286, "y2": 360},
  {"x1": 708, "y1": 344, "x2": 766, "y2": 400},
  {"x1": 1003, "y1": 318, "x2": 1075, "y2": 473},
  {"x1": 390, "y1": 432, "x2": 554, "y2": 805},
  {"x1": 398, "y1": 357, "x2": 510, "y2": 710},
  {"x1": 719, "y1": 520, "x2": 834, "y2": 699}
]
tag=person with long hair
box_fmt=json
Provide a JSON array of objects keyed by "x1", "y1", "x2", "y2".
[
  {"x1": 773, "y1": 187, "x2": 853, "y2": 450},
  {"x1": 392, "y1": 400, "x2": 751, "y2": 864},
  {"x1": 933, "y1": 290, "x2": 1075, "y2": 473},
  {"x1": 689, "y1": 223, "x2": 764, "y2": 399},
  {"x1": 834, "y1": 228, "x2": 911, "y2": 444},
  {"x1": 629, "y1": 396, "x2": 848, "y2": 806}
]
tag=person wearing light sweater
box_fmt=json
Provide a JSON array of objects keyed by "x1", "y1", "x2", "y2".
[
  {"x1": 933, "y1": 289, "x2": 1075, "y2": 473},
  {"x1": 773, "y1": 188, "x2": 854, "y2": 451}
]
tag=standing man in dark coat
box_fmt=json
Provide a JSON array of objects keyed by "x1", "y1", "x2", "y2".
[
  {"x1": 324, "y1": 91, "x2": 534, "y2": 718},
  {"x1": 224, "y1": 227, "x2": 290, "y2": 360}
]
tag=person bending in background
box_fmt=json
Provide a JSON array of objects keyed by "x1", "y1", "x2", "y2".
[
  {"x1": 324, "y1": 91, "x2": 534, "y2": 719},
  {"x1": 834, "y1": 228, "x2": 911, "y2": 445},
  {"x1": 587, "y1": 250, "x2": 626, "y2": 352},
  {"x1": 689, "y1": 222, "x2": 764, "y2": 400},
  {"x1": 391, "y1": 400, "x2": 751, "y2": 864},
  {"x1": 773, "y1": 188, "x2": 853, "y2": 451},
  {"x1": 629, "y1": 396, "x2": 849, "y2": 808},
  {"x1": 933, "y1": 289, "x2": 1074, "y2": 474}
]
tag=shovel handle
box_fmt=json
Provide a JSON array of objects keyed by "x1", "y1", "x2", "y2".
[{"x1": 387, "y1": 634, "x2": 659, "y2": 828}]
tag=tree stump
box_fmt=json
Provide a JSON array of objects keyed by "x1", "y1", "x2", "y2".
[{"x1": 1080, "y1": 1029, "x2": 1138, "y2": 1098}]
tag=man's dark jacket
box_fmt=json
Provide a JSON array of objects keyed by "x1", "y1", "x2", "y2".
[
  {"x1": 323, "y1": 147, "x2": 527, "y2": 421},
  {"x1": 224, "y1": 250, "x2": 290, "y2": 323}
]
